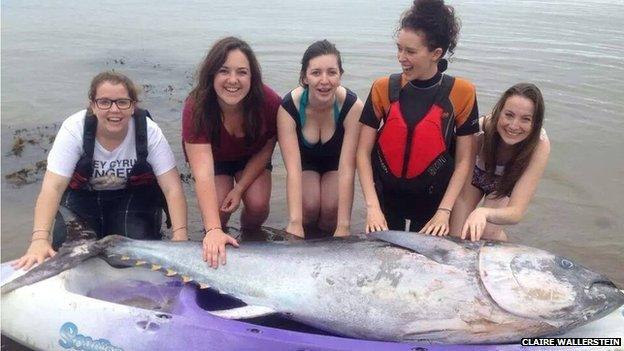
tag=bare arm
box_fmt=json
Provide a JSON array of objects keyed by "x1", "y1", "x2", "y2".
[
  {"x1": 462, "y1": 136, "x2": 550, "y2": 240},
  {"x1": 14, "y1": 171, "x2": 70, "y2": 270},
  {"x1": 185, "y1": 142, "x2": 238, "y2": 268},
  {"x1": 277, "y1": 105, "x2": 304, "y2": 237},
  {"x1": 334, "y1": 99, "x2": 363, "y2": 236},
  {"x1": 156, "y1": 167, "x2": 188, "y2": 241},
  {"x1": 220, "y1": 136, "x2": 276, "y2": 213},
  {"x1": 481, "y1": 139, "x2": 549, "y2": 221},
  {"x1": 421, "y1": 134, "x2": 476, "y2": 235},
  {"x1": 356, "y1": 124, "x2": 387, "y2": 233}
]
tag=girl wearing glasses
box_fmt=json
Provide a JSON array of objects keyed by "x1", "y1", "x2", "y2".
[
  {"x1": 182, "y1": 37, "x2": 281, "y2": 268},
  {"x1": 14, "y1": 71, "x2": 188, "y2": 270}
]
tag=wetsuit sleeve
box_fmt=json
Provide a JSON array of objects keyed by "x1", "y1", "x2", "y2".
[
  {"x1": 146, "y1": 119, "x2": 177, "y2": 176},
  {"x1": 450, "y1": 78, "x2": 480, "y2": 136},
  {"x1": 181, "y1": 98, "x2": 211, "y2": 144},
  {"x1": 46, "y1": 111, "x2": 85, "y2": 178},
  {"x1": 359, "y1": 77, "x2": 390, "y2": 129},
  {"x1": 262, "y1": 85, "x2": 281, "y2": 140}
]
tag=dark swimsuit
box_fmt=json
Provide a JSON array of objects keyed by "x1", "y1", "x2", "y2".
[
  {"x1": 472, "y1": 166, "x2": 499, "y2": 195},
  {"x1": 471, "y1": 155, "x2": 508, "y2": 196},
  {"x1": 281, "y1": 88, "x2": 357, "y2": 174}
]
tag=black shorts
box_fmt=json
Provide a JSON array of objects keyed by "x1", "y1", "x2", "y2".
[
  {"x1": 52, "y1": 187, "x2": 163, "y2": 250},
  {"x1": 214, "y1": 157, "x2": 273, "y2": 177},
  {"x1": 301, "y1": 155, "x2": 338, "y2": 175}
]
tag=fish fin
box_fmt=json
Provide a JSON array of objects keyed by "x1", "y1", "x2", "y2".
[
  {"x1": 370, "y1": 230, "x2": 474, "y2": 266},
  {"x1": 224, "y1": 226, "x2": 242, "y2": 240},
  {"x1": 58, "y1": 206, "x2": 98, "y2": 242},
  {"x1": 209, "y1": 305, "x2": 276, "y2": 319},
  {"x1": 260, "y1": 226, "x2": 304, "y2": 242},
  {"x1": 1, "y1": 208, "x2": 114, "y2": 294}
]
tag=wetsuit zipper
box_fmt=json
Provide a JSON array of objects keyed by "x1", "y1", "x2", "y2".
[
  {"x1": 401, "y1": 125, "x2": 414, "y2": 178},
  {"x1": 443, "y1": 110, "x2": 454, "y2": 148}
]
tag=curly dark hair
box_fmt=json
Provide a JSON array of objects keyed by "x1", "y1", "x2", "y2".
[
  {"x1": 399, "y1": 0, "x2": 461, "y2": 57},
  {"x1": 188, "y1": 37, "x2": 265, "y2": 147},
  {"x1": 482, "y1": 83, "x2": 546, "y2": 198}
]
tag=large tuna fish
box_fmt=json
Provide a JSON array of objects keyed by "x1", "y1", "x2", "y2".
[{"x1": 2, "y1": 213, "x2": 622, "y2": 344}]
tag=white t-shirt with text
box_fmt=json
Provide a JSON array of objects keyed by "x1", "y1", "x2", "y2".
[{"x1": 47, "y1": 110, "x2": 176, "y2": 191}]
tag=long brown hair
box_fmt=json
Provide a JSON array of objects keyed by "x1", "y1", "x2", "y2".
[
  {"x1": 482, "y1": 83, "x2": 545, "y2": 198},
  {"x1": 188, "y1": 37, "x2": 265, "y2": 146}
]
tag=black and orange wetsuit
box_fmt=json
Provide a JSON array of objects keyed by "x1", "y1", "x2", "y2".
[{"x1": 360, "y1": 71, "x2": 479, "y2": 231}]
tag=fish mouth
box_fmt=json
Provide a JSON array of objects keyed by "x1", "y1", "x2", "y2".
[
  {"x1": 590, "y1": 280, "x2": 618, "y2": 290},
  {"x1": 588, "y1": 278, "x2": 624, "y2": 308}
]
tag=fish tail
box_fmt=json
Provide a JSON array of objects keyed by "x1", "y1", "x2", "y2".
[{"x1": 1, "y1": 208, "x2": 117, "y2": 294}]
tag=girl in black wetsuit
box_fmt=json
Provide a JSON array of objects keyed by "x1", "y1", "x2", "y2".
[
  {"x1": 357, "y1": 0, "x2": 479, "y2": 234},
  {"x1": 277, "y1": 40, "x2": 364, "y2": 238}
]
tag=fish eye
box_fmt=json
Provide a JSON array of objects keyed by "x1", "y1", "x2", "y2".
[{"x1": 560, "y1": 259, "x2": 574, "y2": 269}]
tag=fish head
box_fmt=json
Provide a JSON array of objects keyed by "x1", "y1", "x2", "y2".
[{"x1": 479, "y1": 242, "x2": 624, "y2": 325}]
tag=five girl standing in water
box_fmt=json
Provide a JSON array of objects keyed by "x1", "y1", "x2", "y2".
[{"x1": 16, "y1": 0, "x2": 550, "y2": 268}]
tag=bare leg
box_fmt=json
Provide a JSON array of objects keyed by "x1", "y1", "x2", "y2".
[
  {"x1": 449, "y1": 182, "x2": 483, "y2": 238},
  {"x1": 481, "y1": 195, "x2": 510, "y2": 241},
  {"x1": 318, "y1": 171, "x2": 339, "y2": 233},
  {"x1": 214, "y1": 175, "x2": 234, "y2": 226},
  {"x1": 301, "y1": 171, "x2": 321, "y2": 227},
  {"x1": 237, "y1": 170, "x2": 271, "y2": 229}
]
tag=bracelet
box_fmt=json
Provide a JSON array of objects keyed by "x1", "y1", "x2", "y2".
[
  {"x1": 204, "y1": 227, "x2": 222, "y2": 235},
  {"x1": 172, "y1": 226, "x2": 187, "y2": 233},
  {"x1": 30, "y1": 238, "x2": 49, "y2": 243},
  {"x1": 437, "y1": 207, "x2": 452, "y2": 213},
  {"x1": 32, "y1": 229, "x2": 49, "y2": 235}
]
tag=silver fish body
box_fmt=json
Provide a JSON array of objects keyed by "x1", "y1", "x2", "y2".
[{"x1": 97, "y1": 231, "x2": 624, "y2": 344}]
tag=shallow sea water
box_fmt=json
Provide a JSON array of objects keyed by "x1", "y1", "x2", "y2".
[{"x1": 2, "y1": 0, "x2": 623, "y2": 288}]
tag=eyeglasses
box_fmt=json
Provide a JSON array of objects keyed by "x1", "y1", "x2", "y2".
[{"x1": 93, "y1": 98, "x2": 134, "y2": 110}]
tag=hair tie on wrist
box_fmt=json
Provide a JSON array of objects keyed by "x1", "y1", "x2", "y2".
[
  {"x1": 437, "y1": 207, "x2": 452, "y2": 213},
  {"x1": 204, "y1": 227, "x2": 222, "y2": 235},
  {"x1": 172, "y1": 226, "x2": 187, "y2": 233}
]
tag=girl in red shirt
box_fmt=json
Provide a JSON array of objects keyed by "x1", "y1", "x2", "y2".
[{"x1": 183, "y1": 37, "x2": 281, "y2": 268}]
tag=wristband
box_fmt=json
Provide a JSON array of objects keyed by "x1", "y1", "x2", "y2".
[
  {"x1": 172, "y1": 226, "x2": 187, "y2": 233},
  {"x1": 204, "y1": 227, "x2": 222, "y2": 235},
  {"x1": 437, "y1": 207, "x2": 452, "y2": 213}
]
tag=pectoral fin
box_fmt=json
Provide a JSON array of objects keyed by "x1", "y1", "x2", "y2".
[{"x1": 371, "y1": 230, "x2": 474, "y2": 266}]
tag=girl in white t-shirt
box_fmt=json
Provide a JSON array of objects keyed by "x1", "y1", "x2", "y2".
[{"x1": 14, "y1": 71, "x2": 188, "y2": 270}]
